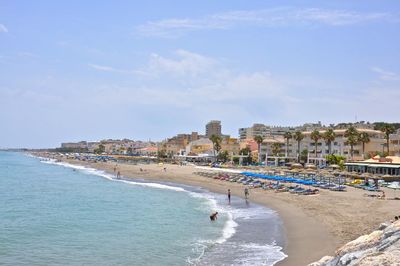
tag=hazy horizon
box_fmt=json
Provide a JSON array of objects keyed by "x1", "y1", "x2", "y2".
[{"x1": 1, "y1": 1, "x2": 399, "y2": 148}]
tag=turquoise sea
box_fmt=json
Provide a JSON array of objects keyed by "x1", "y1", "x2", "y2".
[{"x1": 0, "y1": 152, "x2": 286, "y2": 265}]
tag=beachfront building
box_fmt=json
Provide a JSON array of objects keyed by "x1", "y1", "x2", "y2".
[
  {"x1": 260, "y1": 137, "x2": 285, "y2": 155},
  {"x1": 185, "y1": 138, "x2": 214, "y2": 155},
  {"x1": 136, "y1": 146, "x2": 158, "y2": 157},
  {"x1": 59, "y1": 139, "x2": 156, "y2": 155},
  {"x1": 244, "y1": 126, "x2": 387, "y2": 163},
  {"x1": 390, "y1": 129, "x2": 400, "y2": 156},
  {"x1": 284, "y1": 128, "x2": 386, "y2": 162},
  {"x1": 221, "y1": 138, "x2": 241, "y2": 156},
  {"x1": 206, "y1": 120, "x2": 222, "y2": 138},
  {"x1": 161, "y1": 132, "x2": 201, "y2": 157},
  {"x1": 61, "y1": 141, "x2": 88, "y2": 150},
  {"x1": 345, "y1": 156, "x2": 400, "y2": 177},
  {"x1": 239, "y1": 123, "x2": 271, "y2": 140}
]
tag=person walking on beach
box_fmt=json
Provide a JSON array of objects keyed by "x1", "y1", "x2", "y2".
[
  {"x1": 244, "y1": 187, "x2": 249, "y2": 199},
  {"x1": 228, "y1": 189, "x2": 231, "y2": 203},
  {"x1": 210, "y1": 212, "x2": 218, "y2": 221},
  {"x1": 117, "y1": 171, "x2": 121, "y2": 179}
]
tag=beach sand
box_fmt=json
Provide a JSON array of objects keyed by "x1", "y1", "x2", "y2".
[{"x1": 40, "y1": 155, "x2": 400, "y2": 266}]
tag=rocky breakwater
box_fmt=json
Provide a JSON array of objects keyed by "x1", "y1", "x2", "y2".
[{"x1": 310, "y1": 220, "x2": 400, "y2": 266}]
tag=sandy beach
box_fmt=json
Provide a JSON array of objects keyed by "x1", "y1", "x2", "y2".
[{"x1": 37, "y1": 154, "x2": 400, "y2": 266}]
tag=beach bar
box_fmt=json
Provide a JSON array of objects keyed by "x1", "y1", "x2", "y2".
[{"x1": 345, "y1": 156, "x2": 400, "y2": 177}]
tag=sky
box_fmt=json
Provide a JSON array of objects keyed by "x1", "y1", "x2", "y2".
[{"x1": 0, "y1": 1, "x2": 400, "y2": 148}]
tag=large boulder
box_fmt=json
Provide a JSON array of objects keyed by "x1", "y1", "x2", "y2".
[{"x1": 309, "y1": 221, "x2": 400, "y2": 266}]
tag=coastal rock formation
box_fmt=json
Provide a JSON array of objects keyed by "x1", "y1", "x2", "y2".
[{"x1": 309, "y1": 220, "x2": 400, "y2": 266}]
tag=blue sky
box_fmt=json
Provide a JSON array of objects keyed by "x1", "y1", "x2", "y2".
[{"x1": 1, "y1": 1, "x2": 400, "y2": 148}]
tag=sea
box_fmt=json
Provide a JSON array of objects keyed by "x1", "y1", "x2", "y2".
[{"x1": 0, "y1": 151, "x2": 287, "y2": 265}]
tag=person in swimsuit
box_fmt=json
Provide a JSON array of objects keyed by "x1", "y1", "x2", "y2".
[{"x1": 210, "y1": 212, "x2": 218, "y2": 221}]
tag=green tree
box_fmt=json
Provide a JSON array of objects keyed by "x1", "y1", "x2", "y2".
[
  {"x1": 344, "y1": 126, "x2": 359, "y2": 159},
  {"x1": 253, "y1": 135, "x2": 264, "y2": 163},
  {"x1": 217, "y1": 150, "x2": 229, "y2": 162},
  {"x1": 310, "y1": 129, "x2": 321, "y2": 160},
  {"x1": 358, "y1": 132, "x2": 370, "y2": 158},
  {"x1": 239, "y1": 147, "x2": 252, "y2": 165},
  {"x1": 380, "y1": 124, "x2": 395, "y2": 154},
  {"x1": 157, "y1": 144, "x2": 167, "y2": 159},
  {"x1": 283, "y1": 131, "x2": 292, "y2": 157},
  {"x1": 325, "y1": 154, "x2": 346, "y2": 165},
  {"x1": 271, "y1": 142, "x2": 283, "y2": 156},
  {"x1": 323, "y1": 129, "x2": 336, "y2": 155},
  {"x1": 94, "y1": 144, "x2": 105, "y2": 154},
  {"x1": 209, "y1": 134, "x2": 222, "y2": 157},
  {"x1": 293, "y1": 131, "x2": 304, "y2": 162},
  {"x1": 300, "y1": 149, "x2": 308, "y2": 163}
]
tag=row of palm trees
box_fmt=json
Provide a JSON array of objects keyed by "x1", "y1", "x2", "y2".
[
  {"x1": 283, "y1": 124, "x2": 396, "y2": 162},
  {"x1": 283, "y1": 129, "x2": 336, "y2": 162},
  {"x1": 210, "y1": 123, "x2": 396, "y2": 163}
]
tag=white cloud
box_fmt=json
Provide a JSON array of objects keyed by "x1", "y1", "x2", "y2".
[
  {"x1": 146, "y1": 50, "x2": 219, "y2": 77},
  {"x1": 370, "y1": 67, "x2": 400, "y2": 81},
  {"x1": 0, "y1": 24, "x2": 8, "y2": 33},
  {"x1": 88, "y1": 63, "x2": 147, "y2": 75},
  {"x1": 136, "y1": 7, "x2": 396, "y2": 37}
]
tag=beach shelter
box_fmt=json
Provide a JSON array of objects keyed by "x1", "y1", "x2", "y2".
[
  {"x1": 329, "y1": 164, "x2": 340, "y2": 169},
  {"x1": 291, "y1": 163, "x2": 303, "y2": 169}
]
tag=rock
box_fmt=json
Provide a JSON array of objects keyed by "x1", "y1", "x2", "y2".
[
  {"x1": 309, "y1": 221, "x2": 400, "y2": 266},
  {"x1": 378, "y1": 222, "x2": 389, "y2": 230},
  {"x1": 335, "y1": 231, "x2": 383, "y2": 256},
  {"x1": 308, "y1": 256, "x2": 334, "y2": 266}
]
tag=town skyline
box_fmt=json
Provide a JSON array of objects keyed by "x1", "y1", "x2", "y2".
[{"x1": 1, "y1": 119, "x2": 400, "y2": 149}]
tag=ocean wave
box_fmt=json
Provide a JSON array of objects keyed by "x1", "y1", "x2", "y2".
[
  {"x1": 39, "y1": 158, "x2": 186, "y2": 192},
  {"x1": 231, "y1": 242, "x2": 287, "y2": 266},
  {"x1": 35, "y1": 156, "x2": 285, "y2": 265}
]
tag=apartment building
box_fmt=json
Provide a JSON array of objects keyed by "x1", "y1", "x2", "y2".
[
  {"x1": 239, "y1": 123, "x2": 271, "y2": 140},
  {"x1": 206, "y1": 120, "x2": 222, "y2": 138}
]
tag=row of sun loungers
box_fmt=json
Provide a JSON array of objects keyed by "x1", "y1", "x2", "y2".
[{"x1": 193, "y1": 171, "x2": 331, "y2": 195}]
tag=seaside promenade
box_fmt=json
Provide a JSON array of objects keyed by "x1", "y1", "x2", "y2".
[{"x1": 34, "y1": 152, "x2": 400, "y2": 266}]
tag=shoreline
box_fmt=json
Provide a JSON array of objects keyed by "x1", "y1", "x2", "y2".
[{"x1": 31, "y1": 153, "x2": 400, "y2": 265}]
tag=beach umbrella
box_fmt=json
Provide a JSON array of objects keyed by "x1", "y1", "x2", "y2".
[
  {"x1": 305, "y1": 164, "x2": 317, "y2": 169},
  {"x1": 291, "y1": 163, "x2": 303, "y2": 169},
  {"x1": 382, "y1": 174, "x2": 395, "y2": 182}
]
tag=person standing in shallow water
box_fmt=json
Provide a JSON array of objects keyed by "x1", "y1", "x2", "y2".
[
  {"x1": 227, "y1": 189, "x2": 231, "y2": 204},
  {"x1": 244, "y1": 187, "x2": 249, "y2": 199}
]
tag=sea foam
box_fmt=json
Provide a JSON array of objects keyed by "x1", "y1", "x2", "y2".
[{"x1": 36, "y1": 156, "x2": 286, "y2": 265}]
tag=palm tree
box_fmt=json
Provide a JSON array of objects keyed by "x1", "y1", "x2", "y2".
[
  {"x1": 283, "y1": 132, "x2": 292, "y2": 157},
  {"x1": 380, "y1": 124, "x2": 395, "y2": 154},
  {"x1": 358, "y1": 132, "x2": 370, "y2": 158},
  {"x1": 209, "y1": 134, "x2": 222, "y2": 158},
  {"x1": 293, "y1": 131, "x2": 304, "y2": 162},
  {"x1": 344, "y1": 126, "x2": 359, "y2": 160},
  {"x1": 271, "y1": 142, "x2": 283, "y2": 156},
  {"x1": 310, "y1": 129, "x2": 321, "y2": 160},
  {"x1": 253, "y1": 135, "x2": 264, "y2": 163},
  {"x1": 323, "y1": 129, "x2": 336, "y2": 155}
]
